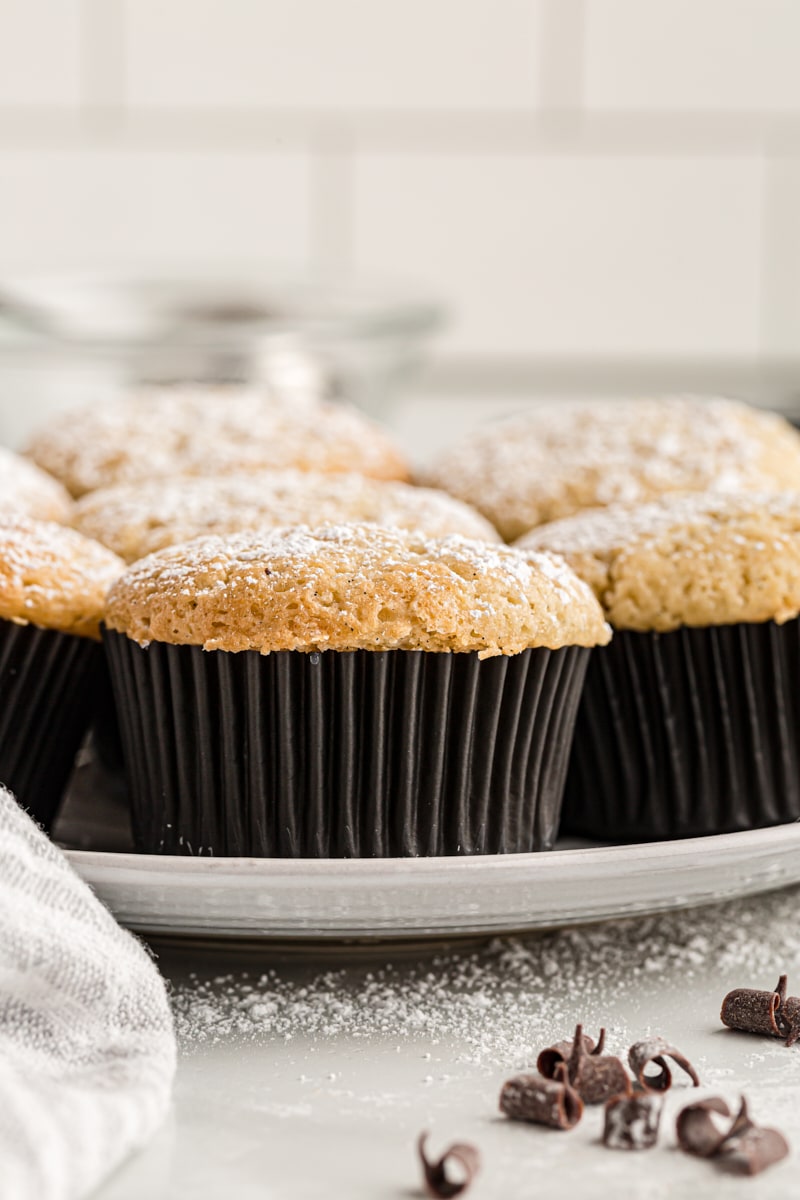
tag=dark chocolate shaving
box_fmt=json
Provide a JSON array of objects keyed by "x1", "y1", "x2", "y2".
[
  {"x1": 719, "y1": 1101, "x2": 790, "y2": 1177},
  {"x1": 567, "y1": 1024, "x2": 631, "y2": 1105},
  {"x1": 602, "y1": 1093, "x2": 662, "y2": 1151},
  {"x1": 779, "y1": 995, "x2": 800, "y2": 1048},
  {"x1": 628, "y1": 1037, "x2": 700, "y2": 1092},
  {"x1": 721, "y1": 1126, "x2": 789, "y2": 1176},
  {"x1": 721, "y1": 973, "x2": 800, "y2": 1048},
  {"x1": 676, "y1": 1097, "x2": 732, "y2": 1158},
  {"x1": 537, "y1": 1029, "x2": 604, "y2": 1080},
  {"x1": 417, "y1": 1133, "x2": 480, "y2": 1198},
  {"x1": 677, "y1": 1097, "x2": 789, "y2": 1176},
  {"x1": 720, "y1": 975, "x2": 786, "y2": 1038},
  {"x1": 499, "y1": 1062, "x2": 584, "y2": 1130}
]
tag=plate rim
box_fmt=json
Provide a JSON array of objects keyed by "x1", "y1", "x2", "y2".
[
  {"x1": 63, "y1": 821, "x2": 800, "y2": 939},
  {"x1": 63, "y1": 818, "x2": 800, "y2": 877}
]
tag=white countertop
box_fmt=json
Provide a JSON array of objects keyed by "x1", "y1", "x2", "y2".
[{"x1": 93, "y1": 883, "x2": 800, "y2": 1200}]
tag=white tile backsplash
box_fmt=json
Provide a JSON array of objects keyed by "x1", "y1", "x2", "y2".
[
  {"x1": 0, "y1": 0, "x2": 797, "y2": 382},
  {"x1": 124, "y1": 0, "x2": 544, "y2": 112},
  {"x1": 760, "y1": 158, "x2": 800, "y2": 358},
  {"x1": 354, "y1": 153, "x2": 763, "y2": 358},
  {"x1": 0, "y1": 0, "x2": 82, "y2": 106},
  {"x1": 584, "y1": 0, "x2": 800, "y2": 113},
  {"x1": 0, "y1": 149, "x2": 311, "y2": 269}
]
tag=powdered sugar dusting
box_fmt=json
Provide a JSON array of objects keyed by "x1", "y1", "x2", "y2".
[
  {"x1": 0, "y1": 445, "x2": 72, "y2": 523},
  {"x1": 521, "y1": 491, "x2": 800, "y2": 560},
  {"x1": 0, "y1": 515, "x2": 123, "y2": 636},
  {"x1": 118, "y1": 524, "x2": 589, "y2": 605},
  {"x1": 106, "y1": 523, "x2": 610, "y2": 653},
  {"x1": 28, "y1": 386, "x2": 408, "y2": 497},
  {"x1": 73, "y1": 470, "x2": 500, "y2": 563},
  {"x1": 520, "y1": 488, "x2": 800, "y2": 631},
  {"x1": 427, "y1": 397, "x2": 800, "y2": 540},
  {"x1": 0, "y1": 515, "x2": 121, "y2": 582}
]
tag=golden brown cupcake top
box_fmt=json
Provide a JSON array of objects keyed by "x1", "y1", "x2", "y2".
[
  {"x1": 521, "y1": 491, "x2": 800, "y2": 632},
  {"x1": 0, "y1": 446, "x2": 73, "y2": 523},
  {"x1": 73, "y1": 470, "x2": 500, "y2": 563},
  {"x1": 105, "y1": 524, "x2": 610, "y2": 656},
  {"x1": 426, "y1": 398, "x2": 800, "y2": 541},
  {"x1": 0, "y1": 517, "x2": 124, "y2": 639},
  {"x1": 28, "y1": 387, "x2": 409, "y2": 498}
]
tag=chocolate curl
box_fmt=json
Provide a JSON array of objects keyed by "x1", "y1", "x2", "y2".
[
  {"x1": 602, "y1": 1093, "x2": 662, "y2": 1151},
  {"x1": 628, "y1": 1037, "x2": 700, "y2": 1092},
  {"x1": 718, "y1": 1101, "x2": 790, "y2": 1177},
  {"x1": 676, "y1": 1095, "x2": 790, "y2": 1175},
  {"x1": 499, "y1": 1062, "x2": 584, "y2": 1130},
  {"x1": 537, "y1": 1029, "x2": 604, "y2": 1080},
  {"x1": 568, "y1": 1024, "x2": 631, "y2": 1105},
  {"x1": 417, "y1": 1133, "x2": 480, "y2": 1199},
  {"x1": 779, "y1": 995, "x2": 800, "y2": 1047},
  {"x1": 720, "y1": 975, "x2": 787, "y2": 1038},
  {"x1": 676, "y1": 1097, "x2": 733, "y2": 1158}
]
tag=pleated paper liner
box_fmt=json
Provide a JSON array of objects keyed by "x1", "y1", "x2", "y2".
[
  {"x1": 89, "y1": 658, "x2": 125, "y2": 771},
  {"x1": 103, "y1": 631, "x2": 590, "y2": 857},
  {"x1": 562, "y1": 619, "x2": 800, "y2": 842},
  {"x1": 0, "y1": 617, "x2": 103, "y2": 829}
]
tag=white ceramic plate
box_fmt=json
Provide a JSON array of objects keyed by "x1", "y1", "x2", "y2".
[
  {"x1": 58, "y1": 818, "x2": 800, "y2": 941},
  {"x1": 56, "y1": 764, "x2": 800, "y2": 940}
]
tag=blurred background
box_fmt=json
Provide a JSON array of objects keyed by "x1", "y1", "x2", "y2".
[{"x1": 1, "y1": 0, "x2": 799, "y2": 454}]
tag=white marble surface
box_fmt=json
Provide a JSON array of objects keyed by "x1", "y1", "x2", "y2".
[{"x1": 92, "y1": 885, "x2": 800, "y2": 1200}]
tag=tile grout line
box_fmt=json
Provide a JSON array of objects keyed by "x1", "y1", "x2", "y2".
[{"x1": 0, "y1": 108, "x2": 793, "y2": 156}]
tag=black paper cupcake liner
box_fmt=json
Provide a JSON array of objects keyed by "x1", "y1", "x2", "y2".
[
  {"x1": 0, "y1": 618, "x2": 103, "y2": 829},
  {"x1": 103, "y1": 631, "x2": 590, "y2": 857},
  {"x1": 89, "y1": 658, "x2": 125, "y2": 772},
  {"x1": 562, "y1": 619, "x2": 800, "y2": 841}
]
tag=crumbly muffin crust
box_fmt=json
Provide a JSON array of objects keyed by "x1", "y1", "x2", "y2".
[
  {"x1": 105, "y1": 524, "x2": 610, "y2": 656},
  {"x1": 521, "y1": 491, "x2": 800, "y2": 632},
  {"x1": 0, "y1": 446, "x2": 73, "y2": 523},
  {"x1": 28, "y1": 387, "x2": 409, "y2": 498},
  {"x1": 426, "y1": 398, "x2": 800, "y2": 541},
  {"x1": 0, "y1": 517, "x2": 124, "y2": 639},
  {"x1": 73, "y1": 470, "x2": 500, "y2": 563}
]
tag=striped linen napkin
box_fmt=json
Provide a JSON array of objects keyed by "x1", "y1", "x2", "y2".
[{"x1": 0, "y1": 785, "x2": 175, "y2": 1200}]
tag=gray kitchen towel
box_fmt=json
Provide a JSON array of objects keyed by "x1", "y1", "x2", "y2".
[{"x1": 0, "y1": 785, "x2": 175, "y2": 1199}]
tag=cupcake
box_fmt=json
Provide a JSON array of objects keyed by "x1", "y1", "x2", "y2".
[
  {"x1": 103, "y1": 524, "x2": 609, "y2": 857},
  {"x1": 73, "y1": 470, "x2": 500, "y2": 563},
  {"x1": 0, "y1": 517, "x2": 123, "y2": 827},
  {"x1": 522, "y1": 492, "x2": 800, "y2": 841},
  {"x1": 28, "y1": 386, "x2": 408, "y2": 497},
  {"x1": 426, "y1": 397, "x2": 800, "y2": 540},
  {"x1": 0, "y1": 445, "x2": 73, "y2": 522}
]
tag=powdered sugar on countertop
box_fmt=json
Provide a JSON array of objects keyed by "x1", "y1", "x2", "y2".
[
  {"x1": 148, "y1": 887, "x2": 800, "y2": 1198},
  {"x1": 171, "y1": 884, "x2": 800, "y2": 1072}
]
